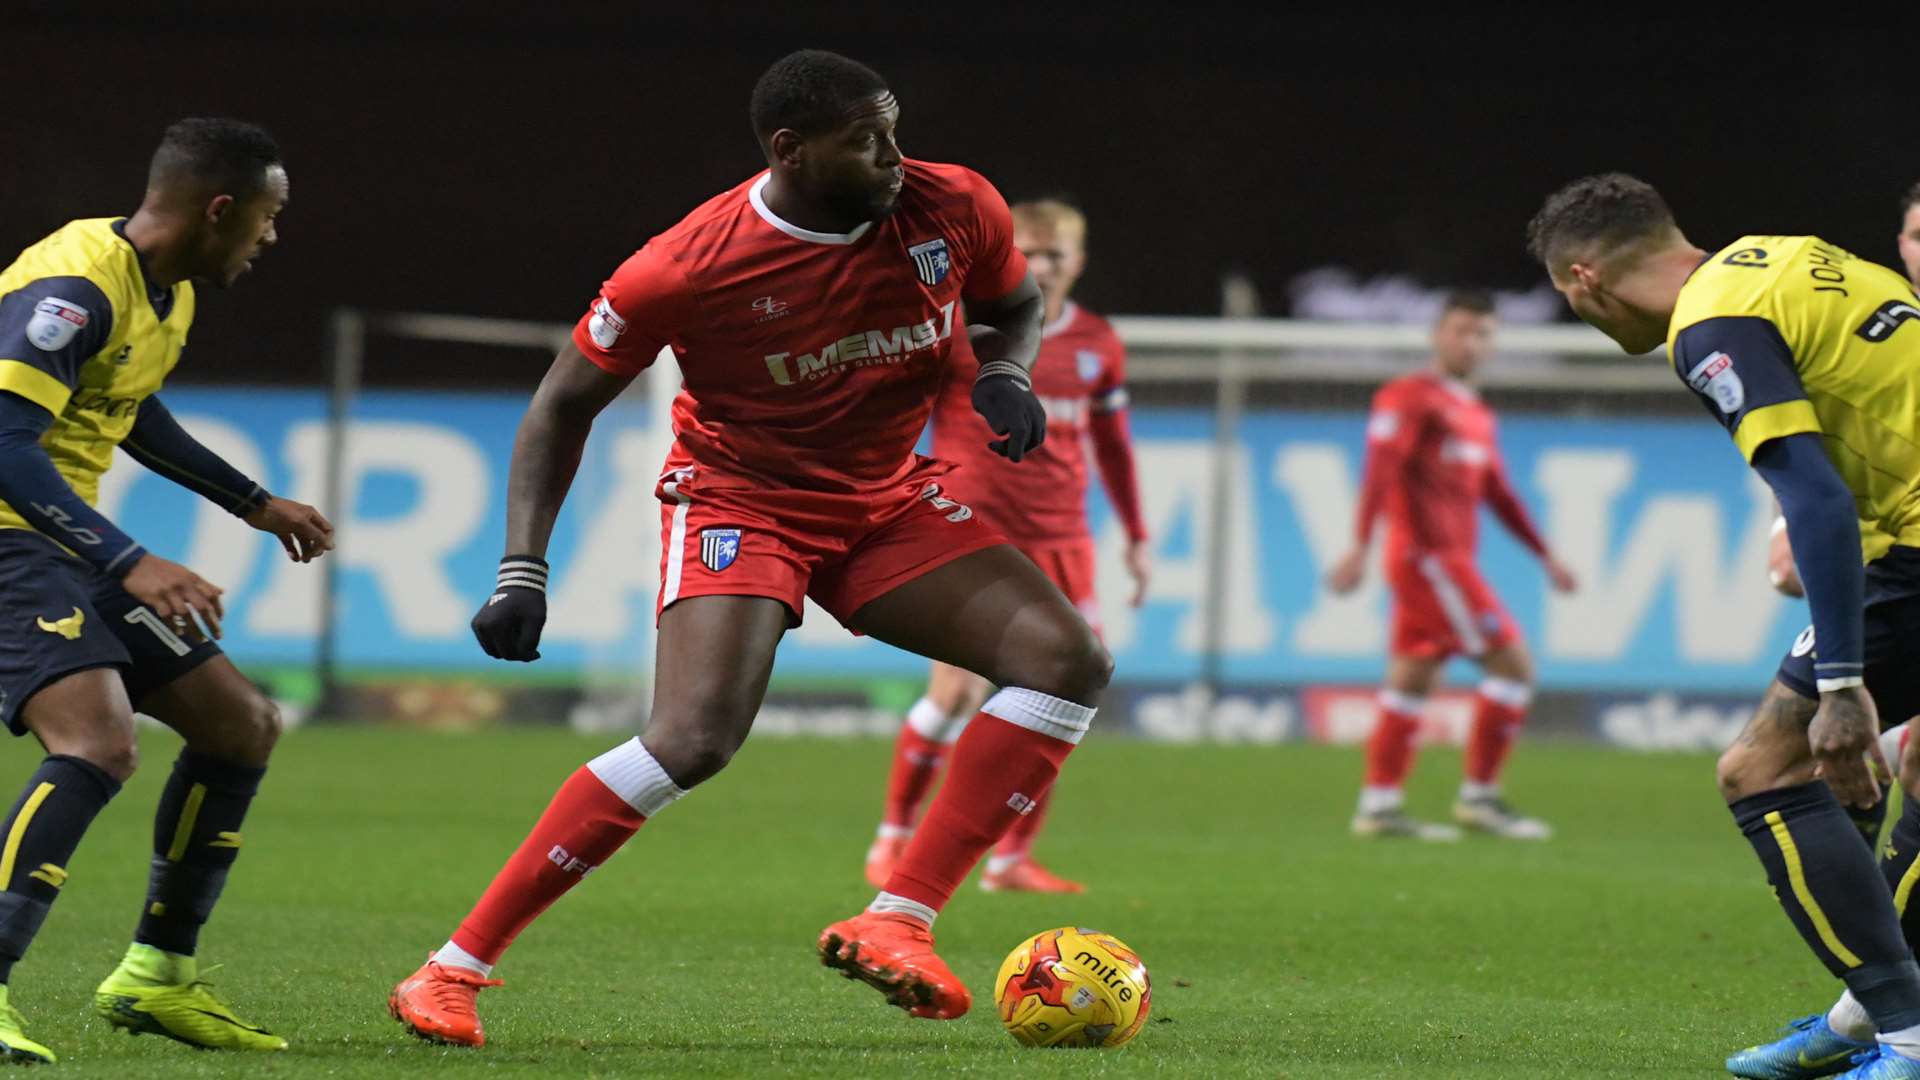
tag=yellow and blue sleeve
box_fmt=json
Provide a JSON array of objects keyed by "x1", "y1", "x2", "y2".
[
  {"x1": 0, "y1": 275, "x2": 114, "y2": 415},
  {"x1": 1671, "y1": 316, "x2": 1819, "y2": 462}
]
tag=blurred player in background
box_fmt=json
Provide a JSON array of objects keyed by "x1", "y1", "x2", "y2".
[
  {"x1": 0, "y1": 119, "x2": 333, "y2": 1061},
  {"x1": 1326, "y1": 291, "x2": 1577, "y2": 842},
  {"x1": 388, "y1": 51, "x2": 1110, "y2": 1047},
  {"x1": 1530, "y1": 174, "x2": 1920, "y2": 1080},
  {"x1": 1900, "y1": 183, "x2": 1920, "y2": 289},
  {"x1": 863, "y1": 199, "x2": 1149, "y2": 895}
]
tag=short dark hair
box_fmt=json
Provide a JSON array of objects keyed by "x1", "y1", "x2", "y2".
[
  {"x1": 1903, "y1": 181, "x2": 1920, "y2": 216},
  {"x1": 1525, "y1": 173, "x2": 1678, "y2": 272},
  {"x1": 749, "y1": 50, "x2": 888, "y2": 147},
  {"x1": 149, "y1": 117, "x2": 281, "y2": 197},
  {"x1": 1440, "y1": 288, "x2": 1496, "y2": 317}
]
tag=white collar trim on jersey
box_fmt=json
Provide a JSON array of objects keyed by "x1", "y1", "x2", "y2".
[
  {"x1": 1429, "y1": 371, "x2": 1479, "y2": 400},
  {"x1": 1041, "y1": 301, "x2": 1079, "y2": 340},
  {"x1": 749, "y1": 174, "x2": 874, "y2": 246}
]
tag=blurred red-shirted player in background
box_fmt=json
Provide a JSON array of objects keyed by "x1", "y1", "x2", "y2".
[
  {"x1": 864, "y1": 200, "x2": 1150, "y2": 894},
  {"x1": 1325, "y1": 291, "x2": 1578, "y2": 842}
]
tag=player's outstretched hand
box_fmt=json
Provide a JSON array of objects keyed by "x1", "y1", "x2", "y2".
[
  {"x1": 1546, "y1": 557, "x2": 1579, "y2": 594},
  {"x1": 1809, "y1": 686, "x2": 1885, "y2": 809},
  {"x1": 472, "y1": 555, "x2": 548, "y2": 662},
  {"x1": 1325, "y1": 548, "x2": 1367, "y2": 595},
  {"x1": 971, "y1": 372, "x2": 1046, "y2": 462},
  {"x1": 1125, "y1": 540, "x2": 1152, "y2": 608},
  {"x1": 245, "y1": 496, "x2": 336, "y2": 563},
  {"x1": 123, "y1": 554, "x2": 225, "y2": 640}
]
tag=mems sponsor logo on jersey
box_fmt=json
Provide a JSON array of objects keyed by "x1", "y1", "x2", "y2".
[
  {"x1": 1037, "y1": 396, "x2": 1088, "y2": 428},
  {"x1": 762, "y1": 302, "x2": 956, "y2": 386},
  {"x1": 1438, "y1": 438, "x2": 1489, "y2": 466}
]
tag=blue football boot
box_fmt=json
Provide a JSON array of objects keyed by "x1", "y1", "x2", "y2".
[
  {"x1": 1726, "y1": 1014, "x2": 1873, "y2": 1079},
  {"x1": 1829, "y1": 1044, "x2": 1920, "y2": 1079}
]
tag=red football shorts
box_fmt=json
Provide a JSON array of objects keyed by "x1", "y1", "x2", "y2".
[
  {"x1": 1015, "y1": 537, "x2": 1101, "y2": 636},
  {"x1": 1385, "y1": 550, "x2": 1518, "y2": 660},
  {"x1": 655, "y1": 456, "x2": 1005, "y2": 628}
]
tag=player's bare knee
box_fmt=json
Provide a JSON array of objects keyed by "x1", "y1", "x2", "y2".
[
  {"x1": 67, "y1": 721, "x2": 139, "y2": 784},
  {"x1": 1008, "y1": 621, "x2": 1111, "y2": 703},
  {"x1": 649, "y1": 728, "x2": 740, "y2": 788},
  {"x1": 234, "y1": 692, "x2": 283, "y2": 762}
]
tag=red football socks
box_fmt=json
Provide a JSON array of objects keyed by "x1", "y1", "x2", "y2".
[
  {"x1": 1465, "y1": 679, "x2": 1532, "y2": 785},
  {"x1": 883, "y1": 692, "x2": 1089, "y2": 912},
  {"x1": 994, "y1": 788, "x2": 1052, "y2": 859},
  {"x1": 1364, "y1": 691, "x2": 1424, "y2": 789},
  {"x1": 451, "y1": 766, "x2": 646, "y2": 965},
  {"x1": 882, "y1": 725, "x2": 951, "y2": 830}
]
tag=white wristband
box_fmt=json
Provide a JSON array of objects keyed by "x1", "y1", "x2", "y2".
[
  {"x1": 1816, "y1": 676, "x2": 1865, "y2": 692},
  {"x1": 975, "y1": 359, "x2": 1032, "y2": 392}
]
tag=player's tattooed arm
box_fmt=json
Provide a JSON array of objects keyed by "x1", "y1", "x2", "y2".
[{"x1": 503, "y1": 341, "x2": 635, "y2": 560}]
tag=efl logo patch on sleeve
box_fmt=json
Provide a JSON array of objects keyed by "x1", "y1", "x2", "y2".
[
  {"x1": 1685, "y1": 351, "x2": 1746, "y2": 414},
  {"x1": 587, "y1": 297, "x2": 627, "y2": 350},
  {"x1": 26, "y1": 298, "x2": 89, "y2": 352}
]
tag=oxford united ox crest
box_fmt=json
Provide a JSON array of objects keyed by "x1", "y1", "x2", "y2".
[
  {"x1": 908, "y1": 237, "x2": 950, "y2": 286},
  {"x1": 700, "y1": 528, "x2": 741, "y2": 572}
]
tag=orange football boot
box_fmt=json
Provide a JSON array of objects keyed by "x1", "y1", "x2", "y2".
[
  {"x1": 817, "y1": 911, "x2": 971, "y2": 1019},
  {"x1": 388, "y1": 956, "x2": 502, "y2": 1047},
  {"x1": 864, "y1": 834, "x2": 909, "y2": 889},
  {"x1": 980, "y1": 858, "x2": 1086, "y2": 894}
]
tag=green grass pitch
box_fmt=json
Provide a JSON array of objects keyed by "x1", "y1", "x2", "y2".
[{"x1": 0, "y1": 725, "x2": 1837, "y2": 1077}]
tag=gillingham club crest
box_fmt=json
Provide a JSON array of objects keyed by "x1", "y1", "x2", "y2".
[
  {"x1": 908, "y1": 237, "x2": 950, "y2": 286},
  {"x1": 700, "y1": 528, "x2": 742, "y2": 573}
]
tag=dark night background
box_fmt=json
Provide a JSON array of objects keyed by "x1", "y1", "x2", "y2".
[{"x1": 7, "y1": 4, "x2": 1915, "y2": 387}]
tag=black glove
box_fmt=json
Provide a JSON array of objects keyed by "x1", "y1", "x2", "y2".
[
  {"x1": 971, "y1": 361, "x2": 1047, "y2": 462},
  {"x1": 472, "y1": 555, "x2": 548, "y2": 661}
]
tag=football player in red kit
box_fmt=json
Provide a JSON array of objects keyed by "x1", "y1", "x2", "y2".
[
  {"x1": 1326, "y1": 290, "x2": 1578, "y2": 841},
  {"x1": 864, "y1": 200, "x2": 1149, "y2": 895},
  {"x1": 387, "y1": 51, "x2": 1111, "y2": 1045}
]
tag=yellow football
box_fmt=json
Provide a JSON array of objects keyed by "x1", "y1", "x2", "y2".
[{"x1": 992, "y1": 926, "x2": 1150, "y2": 1048}]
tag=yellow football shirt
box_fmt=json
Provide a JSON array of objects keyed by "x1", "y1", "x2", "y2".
[
  {"x1": 0, "y1": 218, "x2": 195, "y2": 534},
  {"x1": 1667, "y1": 235, "x2": 1920, "y2": 563}
]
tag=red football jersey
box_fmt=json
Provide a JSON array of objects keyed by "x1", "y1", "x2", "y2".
[
  {"x1": 1354, "y1": 371, "x2": 1546, "y2": 561},
  {"x1": 571, "y1": 159, "x2": 1027, "y2": 493},
  {"x1": 932, "y1": 302, "x2": 1145, "y2": 545}
]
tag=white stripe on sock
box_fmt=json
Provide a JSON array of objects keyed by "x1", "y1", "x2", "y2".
[
  {"x1": 867, "y1": 891, "x2": 937, "y2": 927},
  {"x1": 436, "y1": 940, "x2": 493, "y2": 977},
  {"x1": 905, "y1": 697, "x2": 952, "y2": 740},
  {"x1": 1358, "y1": 785, "x2": 1404, "y2": 816},
  {"x1": 980, "y1": 688, "x2": 1095, "y2": 745},
  {"x1": 586, "y1": 738, "x2": 688, "y2": 817},
  {"x1": 1378, "y1": 689, "x2": 1426, "y2": 716},
  {"x1": 1478, "y1": 677, "x2": 1533, "y2": 709}
]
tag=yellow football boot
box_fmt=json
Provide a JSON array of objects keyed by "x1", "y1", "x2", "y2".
[
  {"x1": 93, "y1": 944, "x2": 286, "y2": 1051},
  {"x1": 0, "y1": 986, "x2": 56, "y2": 1064}
]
